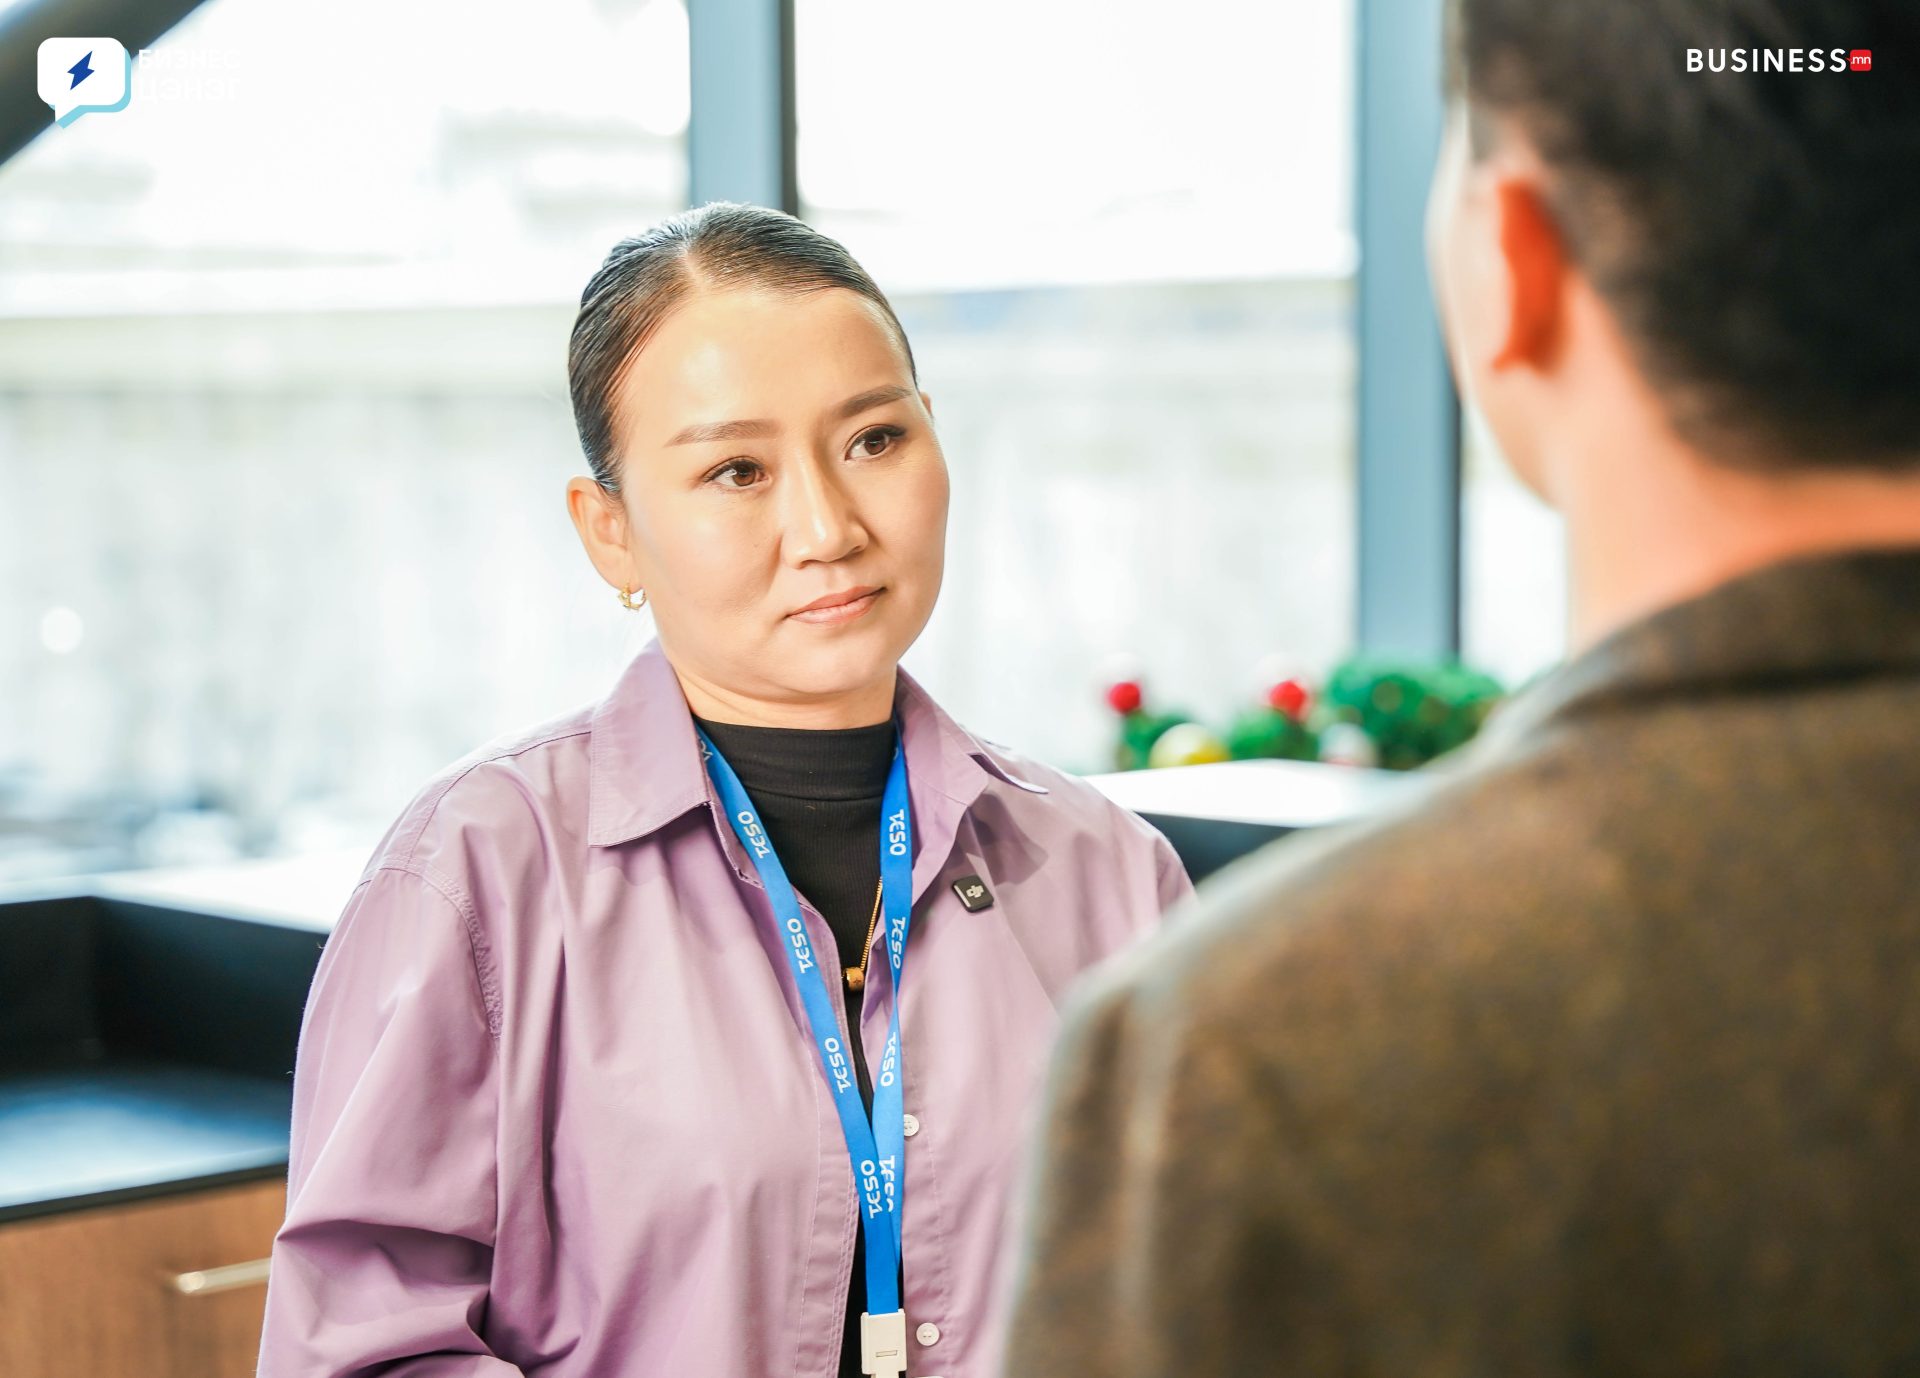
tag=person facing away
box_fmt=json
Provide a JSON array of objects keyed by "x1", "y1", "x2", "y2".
[
  {"x1": 1000, "y1": 1, "x2": 1920, "y2": 1374},
  {"x1": 254, "y1": 203, "x2": 1193, "y2": 1378}
]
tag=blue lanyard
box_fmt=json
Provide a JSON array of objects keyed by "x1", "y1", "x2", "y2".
[{"x1": 697, "y1": 725, "x2": 915, "y2": 1319}]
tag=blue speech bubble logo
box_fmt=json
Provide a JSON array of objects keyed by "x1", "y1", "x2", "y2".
[{"x1": 38, "y1": 37, "x2": 132, "y2": 127}]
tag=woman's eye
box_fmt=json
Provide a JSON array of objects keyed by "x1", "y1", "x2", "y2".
[
  {"x1": 707, "y1": 459, "x2": 764, "y2": 489},
  {"x1": 852, "y1": 425, "x2": 904, "y2": 459}
]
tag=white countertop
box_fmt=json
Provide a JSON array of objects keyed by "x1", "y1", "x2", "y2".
[{"x1": 1085, "y1": 757, "x2": 1423, "y2": 829}]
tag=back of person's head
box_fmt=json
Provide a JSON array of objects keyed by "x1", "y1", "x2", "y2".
[{"x1": 1435, "y1": 0, "x2": 1920, "y2": 477}]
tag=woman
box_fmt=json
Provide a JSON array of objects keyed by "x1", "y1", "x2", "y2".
[{"x1": 256, "y1": 202, "x2": 1193, "y2": 1378}]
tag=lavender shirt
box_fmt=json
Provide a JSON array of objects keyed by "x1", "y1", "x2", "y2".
[{"x1": 256, "y1": 639, "x2": 1192, "y2": 1377}]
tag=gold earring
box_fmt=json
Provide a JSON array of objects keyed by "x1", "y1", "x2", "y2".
[{"x1": 618, "y1": 585, "x2": 648, "y2": 611}]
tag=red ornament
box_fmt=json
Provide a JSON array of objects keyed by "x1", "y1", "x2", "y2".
[
  {"x1": 1267, "y1": 678, "x2": 1311, "y2": 720},
  {"x1": 1106, "y1": 679, "x2": 1144, "y2": 715}
]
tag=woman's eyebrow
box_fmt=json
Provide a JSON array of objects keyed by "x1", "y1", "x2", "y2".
[
  {"x1": 666, "y1": 385, "x2": 914, "y2": 448},
  {"x1": 668, "y1": 416, "x2": 775, "y2": 447},
  {"x1": 835, "y1": 384, "x2": 914, "y2": 419}
]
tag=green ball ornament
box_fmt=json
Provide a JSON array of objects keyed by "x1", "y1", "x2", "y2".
[{"x1": 1225, "y1": 707, "x2": 1319, "y2": 762}]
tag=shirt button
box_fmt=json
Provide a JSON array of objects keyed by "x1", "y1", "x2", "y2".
[
  {"x1": 916, "y1": 1322, "x2": 941, "y2": 1346},
  {"x1": 902, "y1": 1112, "x2": 921, "y2": 1138}
]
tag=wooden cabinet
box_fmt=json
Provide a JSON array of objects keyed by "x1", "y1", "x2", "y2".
[{"x1": 0, "y1": 1177, "x2": 285, "y2": 1378}]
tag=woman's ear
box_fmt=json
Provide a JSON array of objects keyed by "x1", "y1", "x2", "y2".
[
  {"x1": 919, "y1": 389, "x2": 936, "y2": 421},
  {"x1": 565, "y1": 474, "x2": 640, "y2": 593}
]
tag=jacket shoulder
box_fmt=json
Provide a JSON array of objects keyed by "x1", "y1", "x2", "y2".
[{"x1": 1089, "y1": 733, "x2": 1634, "y2": 1057}]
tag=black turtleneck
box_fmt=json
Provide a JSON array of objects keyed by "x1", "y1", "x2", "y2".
[{"x1": 692, "y1": 712, "x2": 899, "y2": 1378}]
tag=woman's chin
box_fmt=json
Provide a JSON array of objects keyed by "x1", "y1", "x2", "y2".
[{"x1": 771, "y1": 623, "x2": 904, "y2": 702}]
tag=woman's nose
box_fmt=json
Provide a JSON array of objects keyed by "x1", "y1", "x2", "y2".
[{"x1": 780, "y1": 456, "x2": 866, "y2": 564}]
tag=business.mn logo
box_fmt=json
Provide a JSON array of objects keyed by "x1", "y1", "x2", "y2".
[
  {"x1": 37, "y1": 36, "x2": 132, "y2": 125},
  {"x1": 1687, "y1": 46, "x2": 1872, "y2": 73}
]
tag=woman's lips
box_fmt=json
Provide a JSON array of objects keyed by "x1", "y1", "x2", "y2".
[{"x1": 787, "y1": 588, "x2": 884, "y2": 626}]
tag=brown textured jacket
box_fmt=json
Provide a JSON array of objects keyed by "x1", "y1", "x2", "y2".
[{"x1": 1001, "y1": 547, "x2": 1920, "y2": 1378}]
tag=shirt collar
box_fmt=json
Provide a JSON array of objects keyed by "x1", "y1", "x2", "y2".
[
  {"x1": 587, "y1": 637, "x2": 1046, "y2": 849},
  {"x1": 1475, "y1": 543, "x2": 1920, "y2": 756}
]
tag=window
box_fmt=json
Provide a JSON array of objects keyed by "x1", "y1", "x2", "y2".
[
  {"x1": 0, "y1": 0, "x2": 689, "y2": 882},
  {"x1": 2, "y1": 0, "x2": 1373, "y2": 882}
]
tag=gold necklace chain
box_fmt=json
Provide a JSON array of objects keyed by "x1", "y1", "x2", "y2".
[{"x1": 843, "y1": 877, "x2": 885, "y2": 993}]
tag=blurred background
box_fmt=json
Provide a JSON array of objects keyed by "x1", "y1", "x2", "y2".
[{"x1": 0, "y1": 0, "x2": 1565, "y2": 886}]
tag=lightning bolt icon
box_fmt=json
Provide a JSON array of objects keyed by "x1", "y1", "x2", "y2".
[{"x1": 68, "y1": 50, "x2": 94, "y2": 88}]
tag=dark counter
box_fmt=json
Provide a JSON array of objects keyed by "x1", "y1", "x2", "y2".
[{"x1": 0, "y1": 890, "x2": 325, "y2": 1224}]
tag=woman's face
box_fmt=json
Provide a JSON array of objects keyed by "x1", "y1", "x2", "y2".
[{"x1": 585, "y1": 284, "x2": 949, "y2": 717}]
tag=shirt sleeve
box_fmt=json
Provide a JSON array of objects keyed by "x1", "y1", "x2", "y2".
[
  {"x1": 257, "y1": 864, "x2": 524, "y2": 1377},
  {"x1": 1150, "y1": 830, "x2": 1197, "y2": 915}
]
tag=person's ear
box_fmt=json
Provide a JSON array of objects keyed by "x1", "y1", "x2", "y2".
[
  {"x1": 919, "y1": 389, "x2": 936, "y2": 421},
  {"x1": 565, "y1": 475, "x2": 642, "y2": 593},
  {"x1": 1490, "y1": 176, "x2": 1568, "y2": 371}
]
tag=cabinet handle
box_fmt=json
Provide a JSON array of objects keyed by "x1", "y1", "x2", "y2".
[{"x1": 170, "y1": 1257, "x2": 272, "y2": 1296}]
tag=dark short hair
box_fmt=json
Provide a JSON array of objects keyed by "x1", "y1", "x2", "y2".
[
  {"x1": 1445, "y1": 0, "x2": 1920, "y2": 472},
  {"x1": 568, "y1": 202, "x2": 918, "y2": 494}
]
